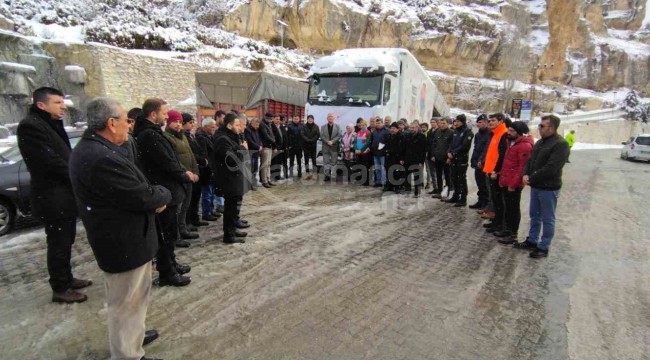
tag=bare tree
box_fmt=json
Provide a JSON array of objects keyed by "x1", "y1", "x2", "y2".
[{"x1": 453, "y1": 80, "x2": 503, "y2": 112}]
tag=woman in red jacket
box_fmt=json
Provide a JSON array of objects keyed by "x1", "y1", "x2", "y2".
[{"x1": 495, "y1": 121, "x2": 534, "y2": 244}]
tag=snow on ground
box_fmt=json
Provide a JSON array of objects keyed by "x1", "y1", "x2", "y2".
[
  {"x1": 594, "y1": 32, "x2": 650, "y2": 58},
  {"x1": 530, "y1": 28, "x2": 549, "y2": 55}
]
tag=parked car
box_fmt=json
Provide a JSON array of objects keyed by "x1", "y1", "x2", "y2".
[
  {"x1": 0, "y1": 130, "x2": 83, "y2": 236},
  {"x1": 621, "y1": 134, "x2": 650, "y2": 162}
]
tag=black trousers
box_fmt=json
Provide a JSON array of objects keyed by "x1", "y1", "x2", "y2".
[
  {"x1": 303, "y1": 144, "x2": 317, "y2": 172},
  {"x1": 489, "y1": 177, "x2": 505, "y2": 228},
  {"x1": 223, "y1": 196, "x2": 243, "y2": 240},
  {"x1": 474, "y1": 168, "x2": 489, "y2": 207},
  {"x1": 288, "y1": 148, "x2": 303, "y2": 175},
  {"x1": 433, "y1": 160, "x2": 451, "y2": 193},
  {"x1": 250, "y1": 152, "x2": 259, "y2": 185},
  {"x1": 271, "y1": 150, "x2": 288, "y2": 180},
  {"x1": 156, "y1": 204, "x2": 178, "y2": 277},
  {"x1": 353, "y1": 153, "x2": 373, "y2": 185},
  {"x1": 187, "y1": 181, "x2": 202, "y2": 225},
  {"x1": 503, "y1": 188, "x2": 523, "y2": 234},
  {"x1": 45, "y1": 218, "x2": 77, "y2": 292},
  {"x1": 407, "y1": 164, "x2": 423, "y2": 194},
  {"x1": 384, "y1": 158, "x2": 404, "y2": 190},
  {"x1": 450, "y1": 164, "x2": 469, "y2": 200}
]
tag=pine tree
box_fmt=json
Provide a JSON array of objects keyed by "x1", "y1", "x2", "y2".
[{"x1": 621, "y1": 90, "x2": 641, "y2": 120}]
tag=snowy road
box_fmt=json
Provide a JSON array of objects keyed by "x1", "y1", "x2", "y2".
[{"x1": 0, "y1": 149, "x2": 649, "y2": 360}]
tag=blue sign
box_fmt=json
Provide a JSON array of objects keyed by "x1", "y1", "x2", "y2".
[{"x1": 520, "y1": 100, "x2": 533, "y2": 122}]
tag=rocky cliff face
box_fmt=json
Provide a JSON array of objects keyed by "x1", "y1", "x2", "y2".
[{"x1": 224, "y1": 0, "x2": 650, "y2": 96}]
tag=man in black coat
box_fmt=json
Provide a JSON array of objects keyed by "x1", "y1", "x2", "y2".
[
  {"x1": 69, "y1": 97, "x2": 170, "y2": 359},
  {"x1": 384, "y1": 122, "x2": 405, "y2": 193},
  {"x1": 301, "y1": 115, "x2": 320, "y2": 179},
  {"x1": 182, "y1": 113, "x2": 208, "y2": 228},
  {"x1": 212, "y1": 113, "x2": 251, "y2": 244},
  {"x1": 403, "y1": 123, "x2": 427, "y2": 197},
  {"x1": 443, "y1": 114, "x2": 475, "y2": 206},
  {"x1": 286, "y1": 115, "x2": 304, "y2": 178},
  {"x1": 244, "y1": 118, "x2": 262, "y2": 189},
  {"x1": 469, "y1": 114, "x2": 490, "y2": 209},
  {"x1": 271, "y1": 115, "x2": 289, "y2": 181},
  {"x1": 195, "y1": 118, "x2": 220, "y2": 221},
  {"x1": 17, "y1": 87, "x2": 91, "y2": 303},
  {"x1": 133, "y1": 98, "x2": 194, "y2": 287},
  {"x1": 429, "y1": 118, "x2": 454, "y2": 198}
]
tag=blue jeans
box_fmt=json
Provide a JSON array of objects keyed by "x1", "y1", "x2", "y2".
[
  {"x1": 215, "y1": 196, "x2": 224, "y2": 207},
  {"x1": 201, "y1": 184, "x2": 214, "y2": 217},
  {"x1": 527, "y1": 187, "x2": 560, "y2": 251},
  {"x1": 373, "y1": 156, "x2": 386, "y2": 185}
]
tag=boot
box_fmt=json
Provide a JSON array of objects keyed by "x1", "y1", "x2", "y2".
[
  {"x1": 158, "y1": 273, "x2": 191, "y2": 287},
  {"x1": 454, "y1": 199, "x2": 467, "y2": 207},
  {"x1": 174, "y1": 263, "x2": 191, "y2": 275},
  {"x1": 143, "y1": 329, "x2": 159, "y2": 346},
  {"x1": 70, "y1": 278, "x2": 93, "y2": 290},
  {"x1": 481, "y1": 210, "x2": 495, "y2": 219},
  {"x1": 468, "y1": 202, "x2": 482, "y2": 209},
  {"x1": 414, "y1": 186, "x2": 421, "y2": 198},
  {"x1": 498, "y1": 236, "x2": 517, "y2": 245},
  {"x1": 52, "y1": 289, "x2": 88, "y2": 303}
]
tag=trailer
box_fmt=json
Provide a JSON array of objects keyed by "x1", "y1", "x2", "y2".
[
  {"x1": 195, "y1": 71, "x2": 308, "y2": 120},
  {"x1": 306, "y1": 48, "x2": 449, "y2": 126}
]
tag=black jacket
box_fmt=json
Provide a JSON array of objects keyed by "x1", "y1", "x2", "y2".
[
  {"x1": 16, "y1": 105, "x2": 78, "y2": 221},
  {"x1": 523, "y1": 134, "x2": 570, "y2": 190},
  {"x1": 430, "y1": 128, "x2": 454, "y2": 161},
  {"x1": 448, "y1": 125, "x2": 474, "y2": 165},
  {"x1": 69, "y1": 130, "x2": 171, "y2": 273},
  {"x1": 212, "y1": 128, "x2": 251, "y2": 197},
  {"x1": 244, "y1": 125, "x2": 262, "y2": 153},
  {"x1": 404, "y1": 132, "x2": 427, "y2": 166},
  {"x1": 301, "y1": 122, "x2": 320, "y2": 148},
  {"x1": 132, "y1": 117, "x2": 190, "y2": 206},
  {"x1": 286, "y1": 122, "x2": 303, "y2": 149},
  {"x1": 259, "y1": 120, "x2": 276, "y2": 148},
  {"x1": 471, "y1": 128, "x2": 490, "y2": 168},
  {"x1": 185, "y1": 130, "x2": 207, "y2": 169},
  {"x1": 425, "y1": 129, "x2": 436, "y2": 158},
  {"x1": 493, "y1": 134, "x2": 509, "y2": 174},
  {"x1": 385, "y1": 131, "x2": 405, "y2": 163},
  {"x1": 195, "y1": 129, "x2": 215, "y2": 184},
  {"x1": 272, "y1": 124, "x2": 287, "y2": 150}
]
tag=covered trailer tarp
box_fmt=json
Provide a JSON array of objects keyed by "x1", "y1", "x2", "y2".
[{"x1": 195, "y1": 71, "x2": 308, "y2": 110}]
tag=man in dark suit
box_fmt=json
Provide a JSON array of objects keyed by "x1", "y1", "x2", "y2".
[
  {"x1": 133, "y1": 98, "x2": 193, "y2": 287},
  {"x1": 17, "y1": 87, "x2": 91, "y2": 303},
  {"x1": 69, "y1": 97, "x2": 170, "y2": 360}
]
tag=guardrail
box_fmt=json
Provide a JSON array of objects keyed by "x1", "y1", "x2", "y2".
[{"x1": 531, "y1": 109, "x2": 627, "y2": 124}]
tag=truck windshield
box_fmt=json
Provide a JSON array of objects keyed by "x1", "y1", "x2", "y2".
[{"x1": 308, "y1": 75, "x2": 382, "y2": 106}]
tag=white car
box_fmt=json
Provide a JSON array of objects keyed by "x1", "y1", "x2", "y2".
[{"x1": 621, "y1": 134, "x2": 650, "y2": 162}]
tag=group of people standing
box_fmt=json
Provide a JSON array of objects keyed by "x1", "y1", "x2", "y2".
[
  {"x1": 15, "y1": 85, "x2": 569, "y2": 360},
  {"x1": 17, "y1": 88, "x2": 252, "y2": 360}
]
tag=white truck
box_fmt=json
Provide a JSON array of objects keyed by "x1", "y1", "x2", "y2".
[{"x1": 306, "y1": 48, "x2": 449, "y2": 127}]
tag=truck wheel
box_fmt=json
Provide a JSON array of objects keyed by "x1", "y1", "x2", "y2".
[{"x1": 0, "y1": 199, "x2": 16, "y2": 236}]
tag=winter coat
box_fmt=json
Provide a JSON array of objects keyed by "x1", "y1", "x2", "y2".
[
  {"x1": 195, "y1": 129, "x2": 215, "y2": 185},
  {"x1": 471, "y1": 128, "x2": 490, "y2": 168},
  {"x1": 320, "y1": 123, "x2": 342, "y2": 153},
  {"x1": 69, "y1": 129, "x2": 171, "y2": 273},
  {"x1": 165, "y1": 128, "x2": 199, "y2": 175},
  {"x1": 244, "y1": 125, "x2": 262, "y2": 153},
  {"x1": 301, "y1": 122, "x2": 320, "y2": 148},
  {"x1": 259, "y1": 120, "x2": 276, "y2": 148},
  {"x1": 355, "y1": 129, "x2": 371, "y2": 155},
  {"x1": 185, "y1": 130, "x2": 208, "y2": 169},
  {"x1": 404, "y1": 132, "x2": 427, "y2": 166},
  {"x1": 272, "y1": 124, "x2": 288, "y2": 150},
  {"x1": 212, "y1": 128, "x2": 251, "y2": 197},
  {"x1": 483, "y1": 123, "x2": 508, "y2": 174},
  {"x1": 360, "y1": 127, "x2": 389, "y2": 156},
  {"x1": 132, "y1": 117, "x2": 190, "y2": 206},
  {"x1": 286, "y1": 122, "x2": 303, "y2": 149},
  {"x1": 342, "y1": 131, "x2": 357, "y2": 161},
  {"x1": 385, "y1": 131, "x2": 405, "y2": 163},
  {"x1": 448, "y1": 125, "x2": 474, "y2": 166},
  {"x1": 425, "y1": 129, "x2": 436, "y2": 158},
  {"x1": 16, "y1": 105, "x2": 78, "y2": 222},
  {"x1": 523, "y1": 134, "x2": 570, "y2": 190},
  {"x1": 430, "y1": 128, "x2": 454, "y2": 161},
  {"x1": 499, "y1": 135, "x2": 534, "y2": 189}
]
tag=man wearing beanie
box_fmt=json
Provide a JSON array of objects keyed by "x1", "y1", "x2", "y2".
[
  {"x1": 164, "y1": 110, "x2": 200, "y2": 245},
  {"x1": 430, "y1": 117, "x2": 454, "y2": 198},
  {"x1": 442, "y1": 114, "x2": 474, "y2": 206},
  {"x1": 514, "y1": 115, "x2": 570, "y2": 258},
  {"x1": 133, "y1": 99, "x2": 193, "y2": 287},
  {"x1": 495, "y1": 121, "x2": 534, "y2": 244},
  {"x1": 181, "y1": 112, "x2": 209, "y2": 228},
  {"x1": 470, "y1": 114, "x2": 490, "y2": 209}
]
